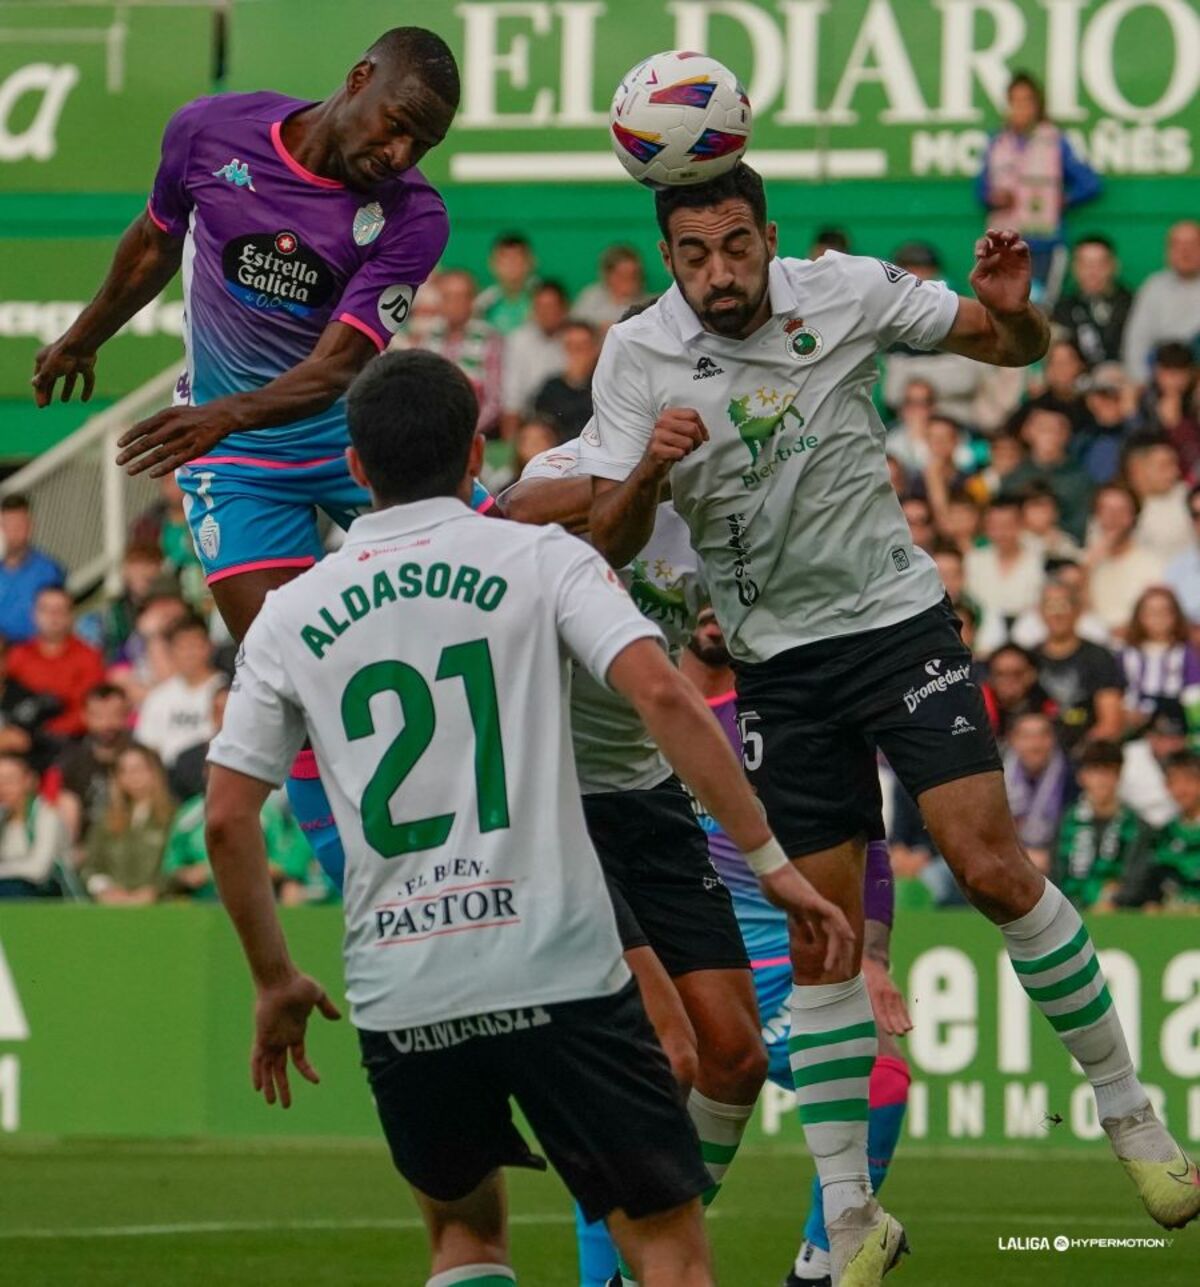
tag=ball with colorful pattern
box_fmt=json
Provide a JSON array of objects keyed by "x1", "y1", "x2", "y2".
[{"x1": 609, "y1": 50, "x2": 752, "y2": 189}]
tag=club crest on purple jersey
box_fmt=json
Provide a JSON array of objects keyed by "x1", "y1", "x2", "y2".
[{"x1": 353, "y1": 201, "x2": 386, "y2": 246}]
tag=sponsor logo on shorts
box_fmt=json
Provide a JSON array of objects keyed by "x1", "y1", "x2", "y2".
[
  {"x1": 951, "y1": 715, "x2": 976, "y2": 736},
  {"x1": 903, "y1": 660, "x2": 971, "y2": 714},
  {"x1": 198, "y1": 513, "x2": 220, "y2": 561},
  {"x1": 386, "y1": 1006, "x2": 552, "y2": 1054}
]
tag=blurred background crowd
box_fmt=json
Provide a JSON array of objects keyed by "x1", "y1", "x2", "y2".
[{"x1": 1, "y1": 74, "x2": 1199, "y2": 915}]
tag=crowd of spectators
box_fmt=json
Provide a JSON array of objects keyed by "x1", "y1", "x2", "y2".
[{"x1": 1, "y1": 117, "x2": 1198, "y2": 913}]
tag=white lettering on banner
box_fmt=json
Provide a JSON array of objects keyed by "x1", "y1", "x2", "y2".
[
  {"x1": 908, "y1": 947, "x2": 978, "y2": 1074},
  {"x1": 669, "y1": 0, "x2": 784, "y2": 115},
  {"x1": 948, "y1": 1080, "x2": 986, "y2": 1137},
  {"x1": 0, "y1": 63, "x2": 79, "y2": 162},
  {"x1": 556, "y1": 1, "x2": 607, "y2": 125},
  {"x1": 775, "y1": 0, "x2": 824, "y2": 124},
  {"x1": 1080, "y1": 0, "x2": 1200, "y2": 122},
  {"x1": 935, "y1": 0, "x2": 1026, "y2": 123},
  {"x1": 906, "y1": 1080, "x2": 929, "y2": 1138},
  {"x1": 1005, "y1": 1081, "x2": 1049, "y2": 1137},
  {"x1": 827, "y1": 0, "x2": 930, "y2": 124},
  {"x1": 1190, "y1": 1086, "x2": 1200, "y2": 1140},
  {"x1": 457, "y1": 1, "x2": 555, "y2": 126},
  {"x1": 1100, "y1": 950, "x2": 1141, "y2": 1072},
  {"x1": 0, "y1": 298, "x2": 183, "y2": 344},
  {"x1": 0, "y1": 941, "x2": 28, "y2": 1042},
  {"x1": 1070, "y1": 1081, "x2": 1106, "y2": 1139},
  {"x1": 998, "y1": 948, "x2": 1032, "y2": 1074},
  {"x1": 1043, "y1": 0, "x2": 1088, "y2": 121},
  {"x1": 1161, "y1": 950, "x2": 1200, "y2": 1078},
  {"x1": 0, "y1": 1056, "x2": 18, "y2": 1133}
]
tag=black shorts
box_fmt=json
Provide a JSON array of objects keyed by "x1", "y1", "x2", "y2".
[
  {"x1": 734, "y1": 597, "x2": 1002, "y2": 857},
  {"x1": 358, "y1": 980, "x2": 710, "y2": 1222},
  {"x1": 582, "y1": 776, "x2": 750, "y2": 976}
]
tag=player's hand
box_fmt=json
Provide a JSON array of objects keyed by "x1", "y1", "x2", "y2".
[
  {"x1": 970, "y1": 229, "x2": 1033, "y2": 318},
  {"x1": 116, "y1": 405, "x2": 238, "y2": 477},
  {"x1": 31, "y1": 340, "x2": 97, "y2": 408},
  {"x1": 862, "y1": 954, "x2": 912, "y2": 1036},
  {"x1": 644, "y1": 408, "x2": 709, "y2": 476},
  {"x1": 251, "y1": 971, "x2": 341, "y2": 1109},
  {"x1": 759, "y1": 863, "x2": 856, "y2": 977}
]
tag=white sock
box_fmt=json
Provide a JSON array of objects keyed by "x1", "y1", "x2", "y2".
[
  {"x1": 1001, "y1": 881, "x2": 1146, "y2": 1121},
  {"x1": 789, "y1": 976, "x2": 875, "y2": 1226},
  {"x1": 793, "y1": 1239, "x2": 832, "y2": 1279},
  {"x1": 687, "y1": 1088, "x2": 755, "y2": 1206}
]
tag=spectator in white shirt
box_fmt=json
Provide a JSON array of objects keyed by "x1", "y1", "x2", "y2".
[
  {"x1": 1126, "y1": 435, "x2": 1194, "y2": 562},
  {"x1": 500, "y1": 280, "x2": 569, "y2": 436},
  {"x1": 572, "y1": 244, "x2": 648, "y2": 329},
  {"x1": 1085, "y1": 485, "x2": 1165, "y2": 638},
  {"x1": 0, "y1": 753, "x2": 67, "y2": 898},
  {"x1": 135, "y1": 615, "x2": 225, "y2": 769},
  {"x1": 1122, "y1": 220, "x2": 1200, "y2": 384},
  {"x1": 966, "y1": 497, "x2": 1046, "y2": 650}
]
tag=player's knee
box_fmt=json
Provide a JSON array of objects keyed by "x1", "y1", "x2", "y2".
[
  {"x1": 699, "y1": 1031, "x2": 767, "y2": 1101},
  {"x1": 955, "y1": 840, "x2": 1042, "y2": 921}
]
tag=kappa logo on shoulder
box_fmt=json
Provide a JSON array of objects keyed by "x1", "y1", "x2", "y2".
[
  {"x1": 213, "y1": 158, "x2": 255, "y2": 191},
  {"x1": 693, "y1": 355, "x2": 725, "y2": 380}
]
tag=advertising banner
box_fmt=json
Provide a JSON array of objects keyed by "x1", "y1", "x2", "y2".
[{"x1": 1, "y1": 906, "x2": 1198, "y2": 1148}]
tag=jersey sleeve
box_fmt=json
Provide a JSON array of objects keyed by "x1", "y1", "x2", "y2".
[
  {"x1": 333, "y1": 192, "x2": 450, "y2": 351},
  {"x1": 147, "y1": 97, "x2": 212, "y2": 237},
  {"x1": 207, "y1": 609, "x2": 306, "y2": 786},
  {"x1": 838, "y1": 252, "x2": 960, "y2": 352},
  {"x1": 519, "y1": 440, "x2": 582, "y2": 481},
  {"x1": 576, "y1": 327, "x2": 656, "y2": 482},
  {"x1": 547, "y1": 528, "x2": 665, "y2": 687}
]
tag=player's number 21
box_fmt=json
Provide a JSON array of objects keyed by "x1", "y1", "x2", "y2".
[{"x1": 340, "y1": 639, "x2": 510, "y2": 858}]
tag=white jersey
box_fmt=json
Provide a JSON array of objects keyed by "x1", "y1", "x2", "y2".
[
  {"x1": 578, "y1": 252, "x2": 957, "y2": 663},
  {"x1": 209, "y1": 498, "x2": 661, "y2": 1030},
  {"x1": 519, "y1": 438, "x2": 706, "y2": 794}
]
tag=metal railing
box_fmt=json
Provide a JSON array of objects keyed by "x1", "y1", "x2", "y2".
[{"x1": 0, "y1": 365, "x2": 180, "y2": 596}]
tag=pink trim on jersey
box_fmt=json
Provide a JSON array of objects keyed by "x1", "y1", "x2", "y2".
[
  {"x1": 146, "y1": 200, "x2": 171, "y2": 233},
  {"x1": 289, "y1": 748, "x2": 320, "y2": 781},
  {"x1": 869, "y1": 1055, "x2": 912, "y2": 1108},
  {"x1": 475, "y1": 493, "x2": 496, "y2": 515},
  {"x1": 336, "y1": 311, "x2": 386, "y2": 352},
  {"x1": 750, "y1": 954, "x2": 791, "y2": 969},
  {"x1": 206, "y1": 556, "x2": 316, "y2": 585},
  {"x1": 269, "y1": 120, "x2": 344, "y2": 189},
  {"x1": 190, "y1": 454, "x2": 342, "y2": 471},
  {"x1": 706, "y1": 689, "x2": 737, "y2": 707}
]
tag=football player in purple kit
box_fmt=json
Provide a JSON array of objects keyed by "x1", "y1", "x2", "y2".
[
  {"x1": 679, "y1": 608, "x2": 913, "y2": 1287},
  {"x1": 32, "y1": 27, "x2": 485, "y2": 884}
]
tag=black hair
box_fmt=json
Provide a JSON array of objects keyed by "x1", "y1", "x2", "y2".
[
  {"x1": 533, "y1": 278, "x2": 569, "y2": 303},
  {"x1": 1079, "y1": 739, "x2": 1124, "y2": 770},
  {"x1": 987, "y1": 495, "x2": 1023, "y2": 515},
  {"x1": 1008, "y1": 70, "x2": 1046, "y2": 117},
  {"x1": 366, "y1": 27, "x2": 460, "y2": 108},
  {"x1": 1154, "y1": 341, "x2": 1194, "y2": 369},
  {"x1": 812, "y1": 226, "x2": 850, "y2": 253},
  {"x1": 619, "y1": 296, "x2": 659, "y2": 324},
  {"x1": 989, "y1": 642, "x2": 1039, "y2": 670},
  {"x1": 1164, "y1": 749, "x2": 1200, "y2": 775},
  {"x1": 86, "y1": 682, "x2": 127, "y2": 704},
  {"x1": 347, "y1": 350, "x2": 478, "y2": 505},
  {"x1": 1017, "y1": 478, "x2": 1059, "y2": 504},
  {"x1": 561, "y1": 317, "x2": 598, "y2": 339},
  {"x1": 655, "y1": 162, "x2": 767, "y2": 242},
  {"x1": 1075, "y1": 233, "x2": 1116, "y2": 254},
  {"x1": 492, "y1": 231, "x2": 531, "y2": 252},
  {"x1": 166, "y1": 613, "x2": 209, "y2": 644},
  {"x1": 0, "y1": 494, "x2": 30, "y2": 512}
]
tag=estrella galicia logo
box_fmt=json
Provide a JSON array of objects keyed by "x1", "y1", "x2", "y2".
[
  {"x1": 212, "y1": 158, "x2": 255, "y2": 191},
  {"x1": 693, "y1": 355, "x2": 725, "y2": 381},
  {"x1": 221, "y1": 232, "x2": 335, "y2": 318}
]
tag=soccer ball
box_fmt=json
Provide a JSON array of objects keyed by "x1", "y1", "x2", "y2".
[{"x1": 609, "y1": 51, "x2": 752, "y2": 189}]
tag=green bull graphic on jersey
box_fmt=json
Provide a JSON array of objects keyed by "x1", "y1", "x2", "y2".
[
  {"x1": 727, "y1": 388, "x2": 805, "y2": 464},
  {"x1": 628, "y1": 558, "x2": 690, "y2": 631}
]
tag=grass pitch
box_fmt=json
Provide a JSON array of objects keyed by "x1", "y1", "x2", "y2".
[{"x1": 0, "y1": 1137, "x2": 1195, "y2": 1286}]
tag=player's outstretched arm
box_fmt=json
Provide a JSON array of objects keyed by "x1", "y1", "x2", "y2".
[
  {"x1": 500, "y1": 475, "x2": 593, "y2": 532},
  {"x1": 32, "y1": 211, "x2": 184, "y2": 407},
  {"x1": 608, "y1": 639, "x2": 855, "y2": 975},
  {"x1": 206, "y1": 763, "x2": 340, "y2": 1109},
  {"x1": 115, "y1": 322, "x2": 379, "y2": 478},
  {"x1": 938, "y1": 228, "x2": 1050, "y2": 368},
  {"x1": 589, "y1": 408, "x2": 708, "y2": 567}
]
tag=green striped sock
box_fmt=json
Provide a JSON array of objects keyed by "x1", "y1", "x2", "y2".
[
  {"x1": 1002, "y1": 881, "x2": 1143, "y2": 1119},
  {"x1": 687, "y1": 1088, "x2": 754, "y2": 1207},
  {"x1": 788, "y1": 975, "x2": 875, "y2": 1225},
  {"x1": 426, "y1": 1265, "x2": 516, "y2": 1286}
]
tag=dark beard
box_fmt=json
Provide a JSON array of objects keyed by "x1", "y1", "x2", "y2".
[
  {"x1": 688, "y1": 635, "x2": 731, "y2": 667},
  {"x1": 687, "y1": 278, "x2": 770, "y2": 339}
]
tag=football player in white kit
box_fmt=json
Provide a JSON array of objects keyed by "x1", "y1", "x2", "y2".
[
  {"x1": 202, "y1": 348, "x2": 855, "y2": 1287},
  {"x1": 579, "y1": 163, "x2": 1200, "y2": 1283}
]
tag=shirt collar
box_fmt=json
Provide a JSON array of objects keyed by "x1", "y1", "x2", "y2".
[
  {"x1": 664, "y1": 256, "x2": 799, "y2": 343},
  {"x1": 344, "y1": 496, "x2": 475, "y2": 545}
]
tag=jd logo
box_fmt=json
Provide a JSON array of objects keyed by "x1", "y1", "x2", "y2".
[{"x1": 727, "y1": 388, "x2": 805, "y2": 464}]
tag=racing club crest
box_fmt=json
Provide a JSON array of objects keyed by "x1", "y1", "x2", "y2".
[{"x1": 784, "y1": 317, "x2": 823, "y2": 363}]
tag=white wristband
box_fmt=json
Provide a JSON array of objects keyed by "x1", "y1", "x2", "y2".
[{"x1": 743, "y1": 835, "x2": 790, "y2": 877}]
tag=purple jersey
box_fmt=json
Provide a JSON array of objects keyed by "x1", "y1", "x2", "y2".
[{"x1": 149, "y1": 91, "x2": 448, "y2": 461}]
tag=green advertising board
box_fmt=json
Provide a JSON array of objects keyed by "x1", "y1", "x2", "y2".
[
  {"x1": 0, "y1": 1, "x2": 1197, "y2": 449},
  {"x1": 1, "y1": 905, "x2": 1199, "y2": 1149}
]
